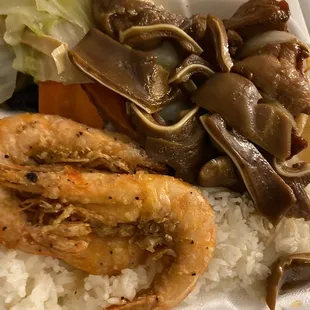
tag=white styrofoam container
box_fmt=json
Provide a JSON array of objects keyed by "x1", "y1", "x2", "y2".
[{"x1": 0, "y1": 1, "x2": 309, "y2": 309}]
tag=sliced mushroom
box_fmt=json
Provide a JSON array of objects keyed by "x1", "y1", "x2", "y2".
[
  {"x1": 192, "y1": 73, "x2": 296, "y2": 160},
  {"x1": 273, "y1": 159, "x2": 310, "y2": 220},
  {"x1": 92, "y1": 0, "x2": 185, "y2": 39},
  {"x1": 266, "y1": 253, "x2": 310, "y2": 310},
  {"x1": 199, "y1": 156, "x2": 245, "y2": 192},
  {"x1": 224, "y1": 0, "x2": 290, "y2": 40},
  {"x1": 207, "y1": 15, "x2": 233, "y2": 72},
  {"x1": 69, "y1": 28, "x2": 181, "y2": 114},
  {"x1": 129, "y1": 104, "x2": 212, "y2": 182},
  {"x1": 169, "y1": 54, "x2": 214, "y2": 84},
  {"x1": 200, "y1": 113, "x2": 296, "y2": 226},
  {"x1": 119, "y1": 24, "x2": 203, "y2": 55}
]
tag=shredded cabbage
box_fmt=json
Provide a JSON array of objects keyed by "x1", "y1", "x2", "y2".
[
  {"x1": 0, "y1": 18, "x2": 17, "y2": 104},
  {"x1": 0, "y1": 0, "x2": 93, "y2": 97}
]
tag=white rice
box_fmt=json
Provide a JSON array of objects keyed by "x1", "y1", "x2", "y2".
[{"x1": 1, "y1": 188, "x2": 310, "y2": 309}]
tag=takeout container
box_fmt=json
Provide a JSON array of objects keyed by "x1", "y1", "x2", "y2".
[{"x1": 0, "y1": 0, "x2": 309, "y2": 309}]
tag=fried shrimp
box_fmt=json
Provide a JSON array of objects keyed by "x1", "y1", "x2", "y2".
[
  {"x1": 0, "y1": 113, "x2": 167, "y2": 174},
  {"x1": 0, "y1": 114, "x2": 215, "y2": 309},
  {"x1": 0, "y1": 165, "x2": 215, "y2": 309}
]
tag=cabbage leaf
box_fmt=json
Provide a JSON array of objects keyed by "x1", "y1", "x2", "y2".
[
  {"x1": 0, "y1": 0, "x2": 93, "y2": 91},
  {"x1": 0, "y1": 17, "x2": 17, "y2": 104}
]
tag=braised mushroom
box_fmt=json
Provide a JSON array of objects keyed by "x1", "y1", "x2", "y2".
[
  {"x1": 266, "y1": 253, "x2": 310, "y2": 310},
  {"x1": 200, "y1": 113, "x2": 296, "y2": 226},
  {"x1": 192, "y1": 73, "x2": 296, "y2": 160},
  {"x1": 224, "y1": 0, "x2": 290, "y2": 40},
  {"x1": 129, "y1": 104, "x2": 212, "y2": 182},
  {"x1": 199, "y1": 156, "x2": 245, "y2": 192},
  {"x1": 119, "y1": 24, "x2": 203, "y2": 55},
  {"x1": 69, "y1": 28, "x2": 182, "y2": 114}
]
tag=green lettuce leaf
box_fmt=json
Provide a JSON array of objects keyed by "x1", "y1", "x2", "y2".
[
  {"x1": 0, "y1": 0, "x2": 93, "y2": 87},
  {"x1": 0, "y1": 17, "x2": 17, "y2": 103}
]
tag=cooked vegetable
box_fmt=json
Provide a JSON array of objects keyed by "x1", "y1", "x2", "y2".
[
  {"x1": 39, "y1": 82, "x2": 104, "y2": 128},
  {"x1": 200, "y1": 113, "x2": 296, "y2": 226},
  {"x1": 69, "y1": 28, "x2": 180, "y2": 114},
  {"x1": 193, "y1": 73, "x2": 296, "y2": 160},
  {"x1": 199, "y1": 156, "x2": 245, "y2": 192},
  {"x1": 237, "y1": 30, "x2": 307, "y2": 59},
  {"x1": 0, "y1": 0, "x2": 93, "y2": 84},
  {"x1": 119, "y1": 24, "x2": 203, "y2": 54},
  {"x1": 266, "y1": 253, "x2": 310, "y2": 310},
  {"x1": 0, "y1": 18, "x2": 17, "y2": 104}
]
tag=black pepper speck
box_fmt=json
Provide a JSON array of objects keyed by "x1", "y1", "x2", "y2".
[
  {"x1": 26, "y1": 172, "x2": 38, "y2": 183},
  {"x1": 191, "y1": 272, "x2": 196, "y2": 276},
  {"x1": 2, "y1": 226, "x2": 7, "y2": 231},
  {"x1": 4, "y1": 155, "x2": 9, "y2": 159}
]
